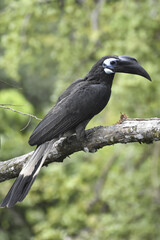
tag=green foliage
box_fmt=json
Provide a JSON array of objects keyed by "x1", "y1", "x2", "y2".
[
  {"x1": 0, "y1": 0, "x2": 160, "y2": 239},
  {"x1": 0, "y1": 89, "x2": 34, "y2": 159}
]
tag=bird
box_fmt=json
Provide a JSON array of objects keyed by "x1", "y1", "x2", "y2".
[{"x1": 0, "y1": 55, "x2": 151, "y2": 207}]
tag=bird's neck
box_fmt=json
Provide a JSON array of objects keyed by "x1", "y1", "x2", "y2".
[{"x1": 86, "y1": 73, "x2": 115, "y2": 88}]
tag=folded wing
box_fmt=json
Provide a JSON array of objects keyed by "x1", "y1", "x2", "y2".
[{"x1": 29, "y1": 83, "x2": 110, "y2": 146}]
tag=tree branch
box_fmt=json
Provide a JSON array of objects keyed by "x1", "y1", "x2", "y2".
[{"x1": 0, "y1": 117, "x2": 160, "y2": 182}]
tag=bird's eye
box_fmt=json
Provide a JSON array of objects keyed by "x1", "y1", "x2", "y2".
[
  {"x1": 110, "y1": 60, "x2": 116, "y2": 65},
  {"x1": 102, "y1": 58, "x2": 118, "y2": 71}
]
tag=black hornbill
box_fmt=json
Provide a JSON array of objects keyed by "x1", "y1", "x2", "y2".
[{"x1": 0, "y1": 55, "x2": 151, "y2": 207}]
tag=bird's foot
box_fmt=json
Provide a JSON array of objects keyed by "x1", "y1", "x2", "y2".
[
  {"x1": 65, "y1": 135, "x2": 75, "y2": 144},
  {"x1": 83, "y1": 146, "x2": 97, "y2": 153}
]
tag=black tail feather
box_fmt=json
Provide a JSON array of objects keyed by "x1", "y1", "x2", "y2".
[
  {"x1": 0, "y1": 160, "x2": 41, "y2": 207},
  {"x1": 0, "y1": 175, "x2": 24, "y2": 207},
  {"x1": 0, "y1": 141, "x2": 53, "y2": 208}
]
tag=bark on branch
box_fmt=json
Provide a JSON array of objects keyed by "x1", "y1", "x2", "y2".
[{"x1": 0, "y1": 117, "x2": 160, "y2": 183}]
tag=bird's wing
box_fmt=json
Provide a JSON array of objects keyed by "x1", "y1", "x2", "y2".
[
  {"x1": 57, "y1": 78, "x2": 85, "y2": 103},
  {"x1": 29, "y1": 83, "x2": 109, "y2": 146}
]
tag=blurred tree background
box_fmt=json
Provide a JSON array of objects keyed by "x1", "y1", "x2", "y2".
[{"x1": 0, "y1": 0, "x2": 160, "y2": 239}]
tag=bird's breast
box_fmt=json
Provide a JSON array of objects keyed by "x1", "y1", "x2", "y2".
[{"x1": 77, "y1": 83, "x2": 111, "y2": 117}]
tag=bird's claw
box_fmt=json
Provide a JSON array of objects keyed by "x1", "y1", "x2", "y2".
[{"x1": 83, "y1": 146, "x2": 97, "y2": 153}]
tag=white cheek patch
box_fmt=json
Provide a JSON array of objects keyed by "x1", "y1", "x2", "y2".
[
  {"x1": 104, "y1": 68, "x2": 114, "y2": 74},
  {"x1": 103, "y1": 57, "x2": 117, "y2": 74},
  {"x1": 103, "y1": 58, "x2": 117, "y2": 66}
]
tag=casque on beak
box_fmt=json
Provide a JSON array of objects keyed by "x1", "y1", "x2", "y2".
[{"x1": 117, "y1": 56, "x2": 152, "y2": 81}]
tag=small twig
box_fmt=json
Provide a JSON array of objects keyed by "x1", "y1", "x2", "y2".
[
  {"x1": 0, "y1": 105, "x2": 41, "y2": 121},
  {"x1": 20, "y1": 117, "x2": 32, "y2": 131},
  {"x1": 0, "y1": 104, "x2": 24, "y2": 106},
  {"x1": 0, "y1": 80, "x2": 22, "y2": 89}
]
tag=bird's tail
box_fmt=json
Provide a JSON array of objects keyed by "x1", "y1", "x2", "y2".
[{"x1": 0, "y1": 141, "x2": 53, "y2": 208}]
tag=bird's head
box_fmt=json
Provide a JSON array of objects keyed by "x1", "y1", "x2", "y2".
[{"x1": 100, "y1": 55, "x2": 151, "y2": 81}]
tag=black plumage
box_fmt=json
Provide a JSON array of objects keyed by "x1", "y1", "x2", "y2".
[{"x1": 0, "y1": 55, "x2": 151, "y2": 207}]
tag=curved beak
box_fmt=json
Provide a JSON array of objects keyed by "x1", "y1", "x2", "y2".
[{"x1": 116, "y1": 56, "x2": 152, "y2": 81}]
